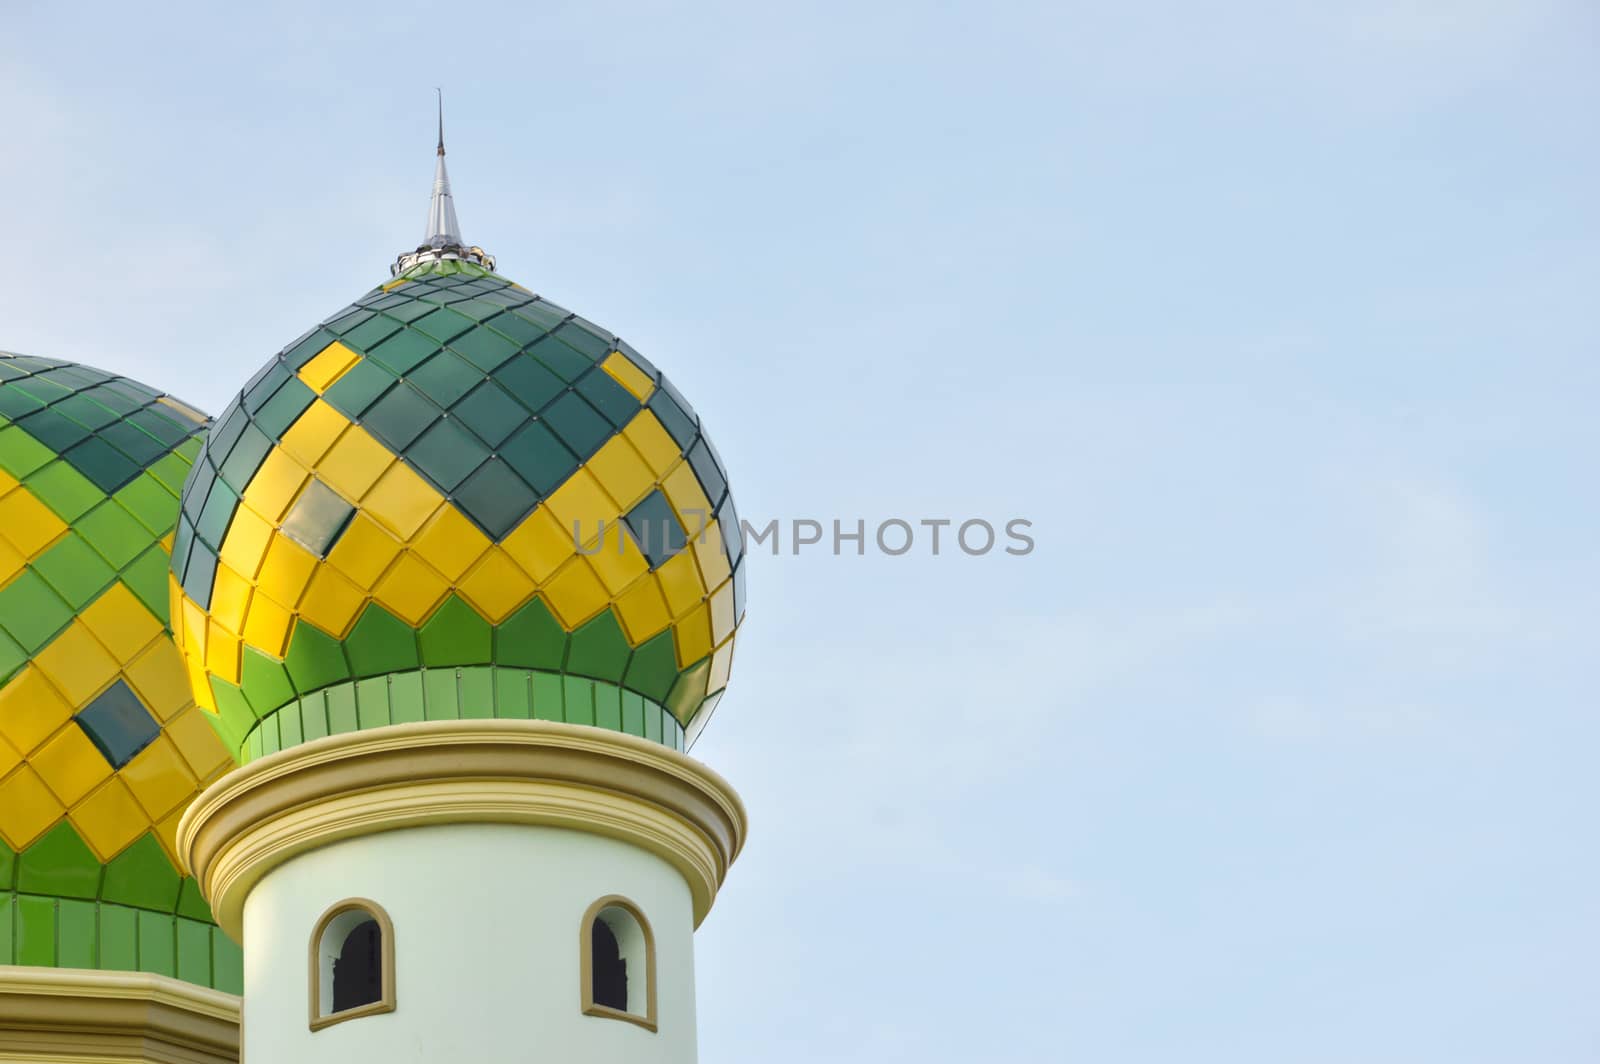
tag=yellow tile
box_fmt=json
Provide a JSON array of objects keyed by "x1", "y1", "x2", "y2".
[
  {"x1": 280, "y1": 398, "x2": 350, "y2": 466},
  {"x1": 0, "y1": 470, "x2": 16, "y2": 493},
  {"x1": 412, "y1": 506, "x2": 491, "y2": 582},
  {"x1": 243, "y1": 448, "x2": 310, "y2": 524},
  {"x1": 600, "y1": 350, "x2": 656, "y2": 401},
  {"x1": 33, "y1": 724, "x2": 112, "y2": 805},
  {"x1": 164, "y1": 706, "x2": 233, "y2": 780},
  {"x1": 69, "y1": 778, "x2": 147, "y2": 861},
  {"x1": 707, "y1": 636, "x2": 735, "y2": 693},
  {"x1": 661, "y1": 460, "x2": 712, "y2": 528},
  {"x1": 655, "y1": 549, "x2": 706, "y2": 619},
  {"x1": 673, "y1": 601, "x2": 713, "y2": 668},
  {"x1": 207, "y1": 562, "x2": 253, "y2": 637},
  {"x1": 327, "y1": 512, "x2": 403, "y2": 590},
  {"x1": 255, "y1": 533, "x2": 317, "y2": 609},
  {"x1": 692, "y1": 519, "x2": 733, "y2": 590},
  {"x1": 587, "y1": 531, "x2": 649, "y2": 596},
  {"x1": 317, "y1": 426, "x2": 393, "y2": 500},
  {"x1": 218, "y1": 502, "x2": 274, "y2": 580},
  {"x1": 708, "y1": 579, "x2": 736, "y2": 645},
  {"x1": 241, "y1": 592, "x2": 294, "y2": 658},
  {"x1": 587, "y1": 435, "x2": 655, "y2": 512},
  {"x1": 160, "y1": 531, "x2": 173, "y2": 552},
  {"x1": 613, "y1": 574, "x2": 672, "y2": 644},
  {"x1": 0, "y1": 668, "x2": 73, "y2": 756},
  {"x1": 297, "y1": 341, "x2": 360, "y2": 394},
  {"x1": 501, "y1": 506, "x2": 574, "y2": 584},
  {"x1": 373, "y1": 552, "x2": 449, "y2": 625},
  {"x1": 457, "y1": 548, "x2": 536, "y2": 623},
  {"x1": 299, "y1": 566, "x2": 368, "y2": 638},
  {"x1": 120, "y1": 735, "x2": 198, "y2": 821},
  {"x1": 361, "y1": 461, "x2": 441, "y2": 540},
  {"x1": 79, "y1": 582, "x2": 163, "y2": 664},
  {"x1": 34, "y1": 623, "x2": 119, "y2": 708},
  {"x1": 124, "y1": 641, "x2": 194, "y2": 723},
  {"x1": 0, "y1": 487, "x2": 66, "y2": 558},
  {"x1": 205, "y1": 622, "x2": 241, "y2": 685},
  {"x1": 544, "y1": 469, "x2": 618, "y2": 547},
  {"x1": 152, "y1": 807, "x2": 185, "y2": 868},
  {"x1": 0, "y1": 534, "x2": 25, "y2": 585},
  {"x1": 187, "y1": 655, "x2": 216, "y2": 713},
  {"x1": 0, "y1": 735, "x2": 18, "y2": 779},
  {"x1": 541, "y1": 558, "x2": 609, "y2": 629},
  {"x1": 0, "y1": 767, "x2": 64, "y2": 849},
  {"x1": 178, "y1": 590, "x2": 208, "y2": 660},
  {"x1": 622, "y1": 410, "x2": 681, "y2": 476}
]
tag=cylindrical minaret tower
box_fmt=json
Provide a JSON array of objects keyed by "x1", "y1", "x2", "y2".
[{"x1": 173, "y1": 121, "x2": 748, "y2": 1062}]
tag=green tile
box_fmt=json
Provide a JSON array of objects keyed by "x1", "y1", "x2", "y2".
[
  {"x1": 390, "y1": 671, "x2": 425, "y2": 724},
  {"x1": 345, "y1": 604, "x2": 420, "y2": 677},
  {"x1": 423, "y1": 669, "x2": 460, "y2": 720},
  {"x1": 451, "y1": 381, "x2": 528, "y2": 448},
  {"x1": 575, "y1": 368, "x2": 640, "y2": 428},
  {"x1": 497, "y1": 420, "x2": 576, "y2": 497},
  {"x1": 494, "y1": 354, "x2": 566, "y2": 412},
  {"x1": 594, "y1": 682, "x2": 623, "y2": 731},
  {"x1": 412, "y1": 306, "x2": 476, "y2": 344},
  {"x1": 361, "y1": 382, "x2": 439, "y2": 452},
  {"x1": 122, "y1": 546, "x2": 174, "y2": 622},
  {"x1": 251, "y1": 377, "x2": 318, "y2": 440},
  {"x1": 405, "y1": 417, "x2": 487, "y2": 492},
  {"x1": 623, "y1": 630, "x2": 679, "y2": 704},
  {"x1": 16, "y1": 895, "x2": 56, "y2": 966},
  {"x1": 664, "y1": 656, "x2": 711, "y2": 727},
  {"x1": 213, "y1": 932, "x2": 244, "y2": 994},
  {"x1": 210, "y1": 679, "x2": 256, "y2": 754},
  {"x1": 493, "y1": 669, "x2": 531, "y2": 719},
  {"x1": 368, "y1": 328, "x2": 440, "y2": 375},
  {"x1": 531, "y1": 672, "x2": 563, "y2": 723},
  {"x1": 299, "y1": 693, "x2": 330, "y2": 742},
  {"x1": 176, "y1": 878, "x2": 213, "y2": 923},
  {"x1": 449, "y1": 325, "x2": 520, "y2": 372},
  {"x1": 277, "y1": 702, "x2": 304, "y2": 749},
  {"x1": 284, "y1": 621, "x2": 352, "y2": 693},
  {"x1": 324, "y1": 358, "x2": 398, "y2": 419},
  {"x1": 622, "y1": 690, "x2": 646, "y2": 737},
  {"x1": 0, "y1": 424, "x2": 55, "y2": 478},
  {"x1": 137, "y1": 909, "x2": 175, "y2": 976},
  {"x1": 176, "y1": 918, "x2": 212, "y2": 986},
  {"x1": 645, "y1": 704, "x2": 664, "y2": 744},
  {"x1": 58, "y1": 898, "x2": 98, "y2": 968},
  {"x1": 116, "y1": 472, "x2": 180, "y2": 534},
  {"x1": 0, "y1": 629, "x2": 25, "y2": 685},
  {"x1": 240, "y1": 647, "x2": 297, "y2": 719},
  {"x1": 459, "y1": 666, "x2": 494, "y2": 719},
  {"x1": 355, "y1": 676, "x2": 392, "y2": 730},
  {"x1": 452, "y1": 459, "x2": 533, "y2": 539},
  {"x1": 26, "y1": 460, "x2": 104, "y2": 522},
  {"x1": 0, "y1": 895, "x2": 10, "y2": 963},
  {"x1": 258, "y1": 713, "x2": 281, "y2": 756},
  {"x1": 145, "y1": 450, "x2": 196, "y2": 497},
  {"x1": 495, "y1": 598, "x2": 567, "y2": 671},
  {"x1": 566, "y1": 609, "x2": 631, "y2": 684},
  {"x1": 409, "y1": 351, "x2": 480, "y2": 410},
  {"x1": 419, "y1": 595, "x2": 491, "y2": 667},
  {"x1": 326, "y1": 684, "x2": 359, "y2": 735},
  {"x1": 0, "y1": 569, "x2": 73, "y2": 652},
  {"x1": 18, "y1": 821, "x2": 101, "y2": 900},
  {"x1": 76, "y1": 500, "x2": 152, "y2": 569},
  {"x1": 33, "y1": 531, "x2": 116, "y2": 609},
  {"x1": 64, "y1": 436, "x2": 140, "y2": 493},
  {"x1": 0, "y1": 840, "x2": 14, "y2": 888},
  {"x1": 563, "y1": 676, "x2": 595, "y2": 726},
  {"x1": 101, "y1": 833, "x2": 180, "y2": 912}
]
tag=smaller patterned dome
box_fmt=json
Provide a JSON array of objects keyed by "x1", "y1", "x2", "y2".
[
  {"x1": 0, "y1": 353, "x2": 239, "y2": 991},
  {"x1": 170, "y1": 261, "x2": 745, "y2": 764}
]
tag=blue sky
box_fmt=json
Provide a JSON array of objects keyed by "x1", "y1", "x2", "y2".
[{"x1": 3, "y1": 2, "x2": 1598, "y2": 1060}]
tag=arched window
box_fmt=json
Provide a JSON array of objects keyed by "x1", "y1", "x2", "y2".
[
  {"x1": 579, "y1": 896, "x2": 656, "y2": 1031},
  {"x1": 309, "y1": 899, "x2": 396, "y2": 1031}
]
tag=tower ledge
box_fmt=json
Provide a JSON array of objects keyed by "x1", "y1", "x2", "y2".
[
  {"x1": 0, "y1": 967, "x2": 241, "y2": 1064},
  {"x1": 177, "y1": 720, "x2": 748, "y2": 939}
]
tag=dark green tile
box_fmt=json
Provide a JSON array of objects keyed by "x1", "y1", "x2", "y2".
[
  {"x1": 494, "y1": 354, "x2": 566, "y2": 410},
  {"x1": 498, "y1": 420, "x2": 576, "y2": 496},
  {"x1": 367, "y1": 328, "x2": 439, "y2": 376},
  {"x1": 361, "y1": 382, "x2": 439, "y2": 452},
  {"x1": 574, "y1": 368, "x2": 640, "y2": 428},
  {"x1": 408, "y1": 350, "x2": 480, "y2": 408},
  {"x1": 452, "y1": 459, "x2": 533, "y2": 539},
  {"x1": 452, "y1": 381, "x2": 528, "y2": 448},
  {"x1": 324, "y1": 358, "x2": 399, "y2": 419},
  {"x1": 76, "y1": 681, "x2": 160, "y2": 769},
  {"x1": 419, "y1": 596, "x2": 491, "y2": 667},
  {"x1": 345, "y1": 604, "x2": 420, "y2": 677},
  {"x1": 566, "y1": 610, "x2": 631, "y2": 684},
  {"x1": 542, "y1": 391, "x2": 612, "y2": 458},
  {"x1": 450, "y1": 325, "x2": 520, "y2": 372},
  {"x1": 623, "y1": 630, "x2": 680, "y2": 703},
  {"x1": 18, "y1": 821, "x2": 101, "y2": 900},
  {"x1": 405, "y1": 417, "x2": 488, "y2": 492},
  {"x1": 495, "y1": 599, "x2": 567, "y2": 671},
  {"x1": 101, "y1": 833, "x2": 180, "y2": 912}
]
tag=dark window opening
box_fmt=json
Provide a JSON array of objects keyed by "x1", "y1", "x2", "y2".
[
  {"x1": 332, "y1": 919, "x2": 383, "y2": 1013},
  {"x1": 591, "y1": 918, "x2": 628, "y2": 1011}
]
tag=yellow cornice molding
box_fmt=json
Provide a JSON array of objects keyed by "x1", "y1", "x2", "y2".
[
  {"x1": 177, "y1": 720, "x2": 747, "y2": 939},
  {"x1": 0, "y1": 966, "x2": 240, "y2": 1064}
]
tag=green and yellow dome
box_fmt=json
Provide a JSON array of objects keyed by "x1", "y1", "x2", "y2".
[
  {"x1": 0, "y1": 353, "x2": 240, "y2": 990},
  {"x1": 169, "y1": 261, "x2": 745, "y2": 762}
]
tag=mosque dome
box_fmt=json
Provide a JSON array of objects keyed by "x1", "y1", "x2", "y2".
[
  {"x1": 0, "y1": 353, "x2": 239, "y2": 989},
  {"x1": 168, "y1": 127, "x2": 746, "y2": 763}
]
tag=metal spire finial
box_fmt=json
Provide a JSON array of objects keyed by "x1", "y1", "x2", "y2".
[{"x1": 392, "y1": 91, "x2": 495, "y2": 277}]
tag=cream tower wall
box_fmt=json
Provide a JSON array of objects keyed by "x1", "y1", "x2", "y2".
[{"x1": 240, "y1": 822, "x2": 700, "y2": 1063}]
